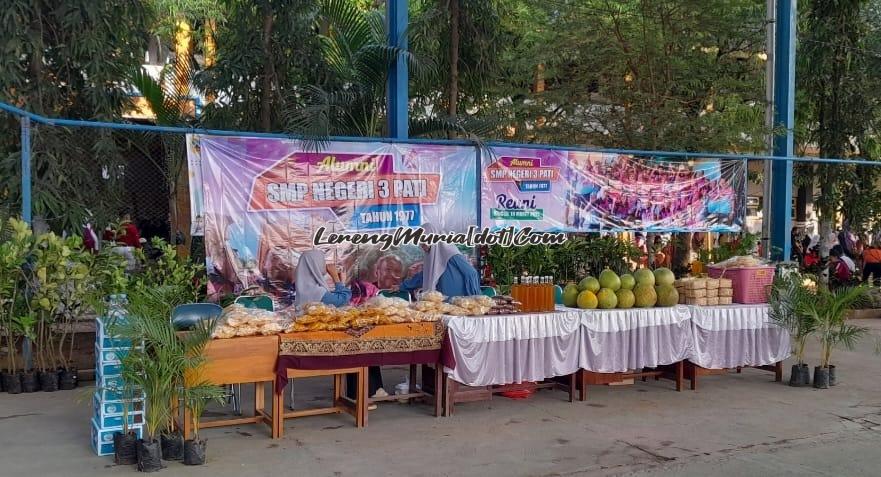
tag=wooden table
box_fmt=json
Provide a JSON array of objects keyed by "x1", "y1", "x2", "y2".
[
  {"x1": 274, "y1": 367, "x2": 367, "y2": 438},
  {"x1": 685, "y1": 361, "x2": 783, "y2": 390},
  {"x1": 182, "y1": 335, "x2": 280, "y2": 439},
  {"x1": 577, "y1": 362, "x2": 684, "y2": 401},
  {"x1": 275, "y1": 323, "x2": 445, "y2": 432}
]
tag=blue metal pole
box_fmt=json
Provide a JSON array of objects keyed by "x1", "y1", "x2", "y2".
[
  {"x1": 386, "y1": 0, "x2": 408, "y2": 139},
  {"x1": 770, "y1": 0, "x2": 796, "y2": 261},
  {"x1": 20, "y1": 116, "x2": 33, "y2": 371},
  {"x1": 21, "y1": 116, "x2": 32, "y2": 225}
]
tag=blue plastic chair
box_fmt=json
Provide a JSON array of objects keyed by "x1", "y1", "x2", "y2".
[
  {"x1": 170, "y1": 303, "x2": 238, "y2": 414},
  {"x1": 170, "y1": 303, "x2": 223, "y2": 331},
  {"x1": 480, "y1": 286, "x2": 498, "y2": 297},
  {"x1": 234, "y1": 295, "x2": 274, "y2": 311}
]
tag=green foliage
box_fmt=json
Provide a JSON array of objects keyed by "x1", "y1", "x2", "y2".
[
  {"x1": 799, "y1": 0, "x2": 881, "y2": 232},
  {"x1": 708, "y1": 233, "x2": 760, "y2": 263},
  {"x1": 769, "y1": 271, "x2": 816, "y2": 364},
  {"x1": 116, "y1": 285, "x2": 215, "y2": 440},
  {"x1": 487, "y1": 234, "x2": 641, "y2": 292},
  {"x1": 135, "y1": 238, "x2": 205, "y2": 303},
  {"x1": 183, "y1": 382, "x2": 227, "y2": 440},
  {"x1": 195, "y1": 0, "x2": 326, "y2": 131},
  {"x1": 795, "y1": 284, "x2": 870, "y2": 368},
  {"x1": 0, "y1": 1, "x2": 151, "y2": 231}
]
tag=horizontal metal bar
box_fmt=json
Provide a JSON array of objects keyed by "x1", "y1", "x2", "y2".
[{"x1": 2, "y1": 100, "x2": 879, "y2": 166}]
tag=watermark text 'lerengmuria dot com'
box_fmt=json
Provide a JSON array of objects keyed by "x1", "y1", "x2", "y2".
[{"x1": 313, "y1": 226, "x2": 567, "y2": 251}]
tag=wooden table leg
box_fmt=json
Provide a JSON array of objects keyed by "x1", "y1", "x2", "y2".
[
  {"x1": 689, "y1": 362, "x2": 698, "y2": 391},
  {"x1": 568, "y1": 373, "x2": 575, "y2": 403},
  {"x1": 357, "y1": 368, "x2": 367, "y2": 428},
  {"x1": 774, "y1": 361, "x2": 783, "y2": 382},
  {"x1": 182, "y1": 401, "x2": 193, "y2": 440},
  {"x1": 408, "y1": 364, "x2": 418, "y2": 404},
  {"x1": 444, "y1": 375, "x2": 454, "y2": 416},
  {"x1": 578, "y1": 371, "x2": 587, "y2": 402},
  {"x1": 433, "y1": 364, "x2": 443, "y2": 417},
  {"x1": 254, "y1": 381, "x2": 264, "y2": 416},
  {"x1": 736, "y1": 366, "x2": 742, "y2": 374},
  {"x1": 675, "y1": 361, "x2": 683, "y2": 392},
  {"x1": 274, "y1": 382, "x2": 284, "y2": 439},
  {"x1": 333, "y1": 373, "x2": 342, "y2": 403}
]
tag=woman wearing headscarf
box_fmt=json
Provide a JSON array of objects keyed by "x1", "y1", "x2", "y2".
[
  {"x1": 398, "y1": 223, "x2": 481, "y2": 298},
  {"x1": 293, "y1": 249, "x2": 352, "y2": 308}
]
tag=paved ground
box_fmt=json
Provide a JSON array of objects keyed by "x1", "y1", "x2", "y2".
[{"x1": 2, "y1": 321, "x2": 881, "y2": 477}]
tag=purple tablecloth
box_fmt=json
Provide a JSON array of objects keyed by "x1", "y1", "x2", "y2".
[
  {"x1": 441, "y1": 310, "x2": 582, "y2": 386},
  {"x1": 576, "y1": 306, "x2": 693, "y2": 373},
  {"x1": 687, "y1": 304, "x2": 790, "y2": 369}
]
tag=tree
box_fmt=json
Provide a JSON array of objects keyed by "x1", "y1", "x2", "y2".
[
  {"x1": 194, "y1": 0, "x2": 326, "y2": 132},
  {"x1": 479, "y1": 0, "x2": 768, "y2": 151},
  {"x1": 799, "y1": 0, "x2": 881, "y2": 245},
  {"x1": 0, "y1": 1, "x2": 151, "y2": 232}
]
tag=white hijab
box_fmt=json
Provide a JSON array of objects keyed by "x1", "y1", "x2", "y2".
[
  {"x1": 294, "y1": 249, "x2": 330, "y2": 308},
  {"x1": 420, "y1": 223, "x2": 462, "y2": 292}
]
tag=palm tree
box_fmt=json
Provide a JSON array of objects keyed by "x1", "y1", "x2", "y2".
[
  {"x1": 284, "y1": 0, "x2": 492, "y2": 147},
  {"x1": 796, "y1": 285, "x2": 869, "y2": 369}
]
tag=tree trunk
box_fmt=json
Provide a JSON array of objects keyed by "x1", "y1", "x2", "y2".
[
  {"x1": 172, "y1": 21, "x2": 193, "y2": 257},
  {"x1": 447, "y1": 0, "x2": 460, "y2": 119},
  {"x1": 260, "y1": 4, "x2": 276, "y2": 132}
]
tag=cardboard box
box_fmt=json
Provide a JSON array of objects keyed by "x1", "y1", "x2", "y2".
[{"x1": 90, "y1": 417, "x2": 143, "y2": 457}]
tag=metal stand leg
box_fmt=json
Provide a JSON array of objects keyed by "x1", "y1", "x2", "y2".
[
  {"x1": 288, "y1": 382, "x2": 295, "y2": 410},
  {"x1": 232, "y1": 383, "x2": 242, "y2": 416}
]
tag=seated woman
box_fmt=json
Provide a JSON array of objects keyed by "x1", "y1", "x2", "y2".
[
  {"x1": 293, "y1": 249, "x2": 352, "y2": 309},
  {"x1": 398, "y1": 223, "x2": 481, "y2": 298}
]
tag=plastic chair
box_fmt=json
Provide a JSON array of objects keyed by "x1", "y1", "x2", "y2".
[
  {"x1": 169, "y1": 303, "x2": 239, "y2": 414},
  {"x1": 170, "y1": 303, "x2": 223, "y2": 331},
  {"x1": 480, "y1": 286, "x2": 497, "y2": 297},
  {"x1": 234, "y1": 295, "x2": 274, "y2": 311}
]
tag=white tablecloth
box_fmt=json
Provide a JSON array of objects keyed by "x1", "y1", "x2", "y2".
[
  {"x1": 442, "y1": 310, "x2": 581, "y2": 386},
  {"x1": 687, "y1": 304, "x2": 791, "y2": 369},
  {"x1": 576, "y1": 306, "x2": 693, "y2": 373}
]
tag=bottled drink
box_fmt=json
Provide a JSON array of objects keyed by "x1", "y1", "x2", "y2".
[
  {"x1": 544, "y1": 276, "x2": 553, "y2": 311},
  {"x1": 526, "y1": 276, "x2": 536, "y2": 312},
  {"x1": 511, "y1": 276, "x2": 521, "y2": 305}
]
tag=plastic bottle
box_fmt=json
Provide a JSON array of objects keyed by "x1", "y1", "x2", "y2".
[
  {"x1": 525, "y1": 276, "x2": 535, "y2": 312},
  {"x1": 511, "y1": 276, "x2": 521, "y2": 305}
]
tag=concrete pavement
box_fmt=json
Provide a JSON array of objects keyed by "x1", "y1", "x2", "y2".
[{"x1": 1, "y1": 321, "x2": 880, "y2": 476}]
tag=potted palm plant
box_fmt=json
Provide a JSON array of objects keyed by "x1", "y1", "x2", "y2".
[
  {"x1": 769, "y1": 273, "x2": 815, "y2": 386},
  {"x1": 796, "y1": 286, "x2": 870, "y2": 389},
  {"x1": 111, "y1": 383, "x2": 141, "y2": 465},
  {"x1": 117, "y1": 286, "x2": 187, "y2": 472},
  {"x1": 181, "y1": 380, "x2": 226, "y2": 465}
]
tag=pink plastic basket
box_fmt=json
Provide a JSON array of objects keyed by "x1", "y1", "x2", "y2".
[{"x1": 707, "y1": 265, "x2": 775, "y2": 304}]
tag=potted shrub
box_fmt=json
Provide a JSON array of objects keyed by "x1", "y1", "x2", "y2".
[
  {"x1": 0, "y1": 218, "x2": 34, "y2": 394},
  {"x1": 769, "y1": 273, "x2": 815, "y2": 386},
  {"x1": 796, "y1": 286, "x2": 870, "y2": 389},
  {"x1": 182, "y1": 381, "x2": 226, "y2": 465}
]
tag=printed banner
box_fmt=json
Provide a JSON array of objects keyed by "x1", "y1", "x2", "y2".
[
  {"x1": 481, "y1": 147, "x2": 745, "y2": 232},
  {"x1": 188, "y1": 135, "x2": 477, "y2": 305}
]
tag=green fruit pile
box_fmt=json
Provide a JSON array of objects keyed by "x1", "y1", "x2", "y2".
[{"x1": 565, "y1": 267, "x2": 678, "y2": 309}]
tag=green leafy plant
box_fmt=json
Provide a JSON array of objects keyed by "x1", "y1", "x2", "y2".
[
  {"x1": 796, "y1": 285, "x2": 870, "y2": 368},
  {"x1": 0, "y1": 218, "x2": 34, "y2": 373},
  {"x1": 135, "y1": 237, "x2": 205, "y2": 303},
  {"x1": 769, "y1": 272, "x2": 816, "y2": 365},
  {"x1": 116, "y1": 282, "x2": 212, "y2": 442},
  {"x1": 709, "y1": 233, "x2": 760, "y2": 264},
  {"x1": 182, "y1": 381, "x2": 227, "y2": 441}
]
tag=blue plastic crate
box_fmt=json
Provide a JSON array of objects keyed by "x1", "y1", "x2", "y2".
[{"x1": 94, "y1": 345, "x2": 133, "y2": 365}]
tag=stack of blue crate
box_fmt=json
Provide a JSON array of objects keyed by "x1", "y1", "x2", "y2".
[{"x1": 90, "y1": 315, "x2": 144, "y2": 456}]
